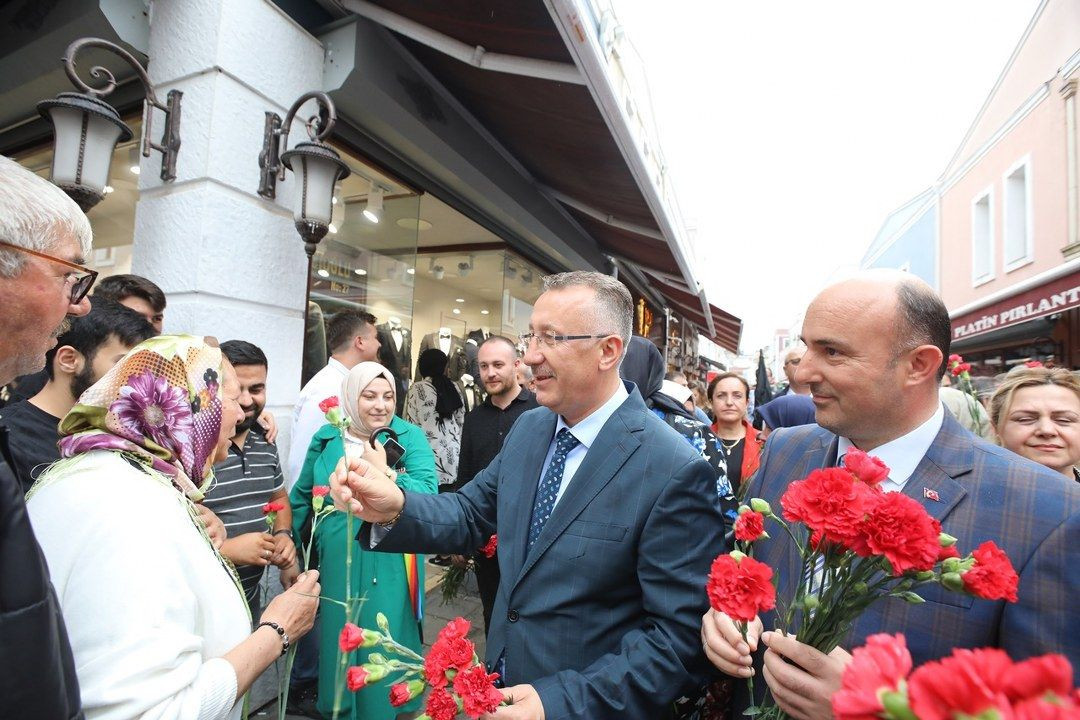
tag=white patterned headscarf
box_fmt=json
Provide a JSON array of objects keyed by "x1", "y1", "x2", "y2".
[{"x1": 340, "y1": 361, "x2": 396, "y2": 439}]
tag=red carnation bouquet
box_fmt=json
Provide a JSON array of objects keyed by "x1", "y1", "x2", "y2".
[
  {"x1": 708, "y1": 449, "x2": 1020, "y2": 719},
  {"x1": 338, "y1": 613, "x2": 507, "y2": 719},
  {"x1": 833, "y1": 633, "x2": 1079, "y2": 720}
]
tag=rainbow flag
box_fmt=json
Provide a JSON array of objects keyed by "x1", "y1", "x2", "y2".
[{"x1": 404, "y1": 553, "x2": 422, "y2": 621}]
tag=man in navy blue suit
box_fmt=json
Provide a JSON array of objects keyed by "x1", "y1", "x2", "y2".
[
  {"x1": 702, "y1": 271, "x2": 1079, "y2": 720},
  {"x1": 332, "y1": 271, "x2": 725, "y2": 719}
]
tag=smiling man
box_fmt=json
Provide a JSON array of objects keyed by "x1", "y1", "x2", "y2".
[
  {"x1": 702, "y1": 270, "x2": 1080, "y2": 720},
  {"x1": 332, "y1": 271, "x2": 724, "y2": 719}
]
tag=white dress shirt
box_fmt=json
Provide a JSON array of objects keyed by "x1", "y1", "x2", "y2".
[
  {"x1": 540, "y1": 382, "x2": 630, "y2": 508},
  {"x1": 286, "y1": 358, "x2": 349, "y2": 489},
  {"x1": 837, "y1": 402, "x2": 945, "y2": 492}
]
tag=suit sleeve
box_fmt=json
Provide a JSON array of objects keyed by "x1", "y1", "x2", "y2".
[
  {"x1": 1001, "y1": 507, "x2": 1080, "y2": 668},
  {"x1": 358, "y1": 421, "x2": 509, "y2": 554},
  {"x1": 532, "y1": 455, "x2": 725, "y2": 718}
]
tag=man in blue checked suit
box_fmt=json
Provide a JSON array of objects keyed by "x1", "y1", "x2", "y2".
[
  {"x1": 702, "y1": 271, "x2": 1080, "y2": 720},
  {"x1": 333, "y1": 271, "x2": 725, "y2": 720}
]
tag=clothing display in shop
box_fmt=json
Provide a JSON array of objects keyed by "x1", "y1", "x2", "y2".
[
  {"x1": 464, "y1": 328, "x2": 491, "y2": 381},
  {"x1": 377, "y1": 318, "x2": 412, "y2": 379},
  {"x1": 377, "y1": 318, "x2": 412, "y2": 416},
  {"x1": 456, "y1": 374, "x2": 484, "y2": 412},
  {"x1": 416, "y1": 328, "x2": 468, "y2": 381}
]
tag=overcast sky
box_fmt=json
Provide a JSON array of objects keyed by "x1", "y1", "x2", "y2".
[{"x1": 611, "y1": 0, "x2": 1042, "y2": 353}]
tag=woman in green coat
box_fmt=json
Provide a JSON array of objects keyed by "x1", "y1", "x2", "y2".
[{"x1": 290, "y1": 361, "x2": 438, "y2": 720}]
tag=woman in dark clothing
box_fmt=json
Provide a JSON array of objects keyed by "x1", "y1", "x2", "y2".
[{"x1": 755, "y1": 393, "x2": 817, "y2": 438}]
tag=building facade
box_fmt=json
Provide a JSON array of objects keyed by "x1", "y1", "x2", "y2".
[{"x1": 1, "y1": 0, "x2": 741, "y2": 455}]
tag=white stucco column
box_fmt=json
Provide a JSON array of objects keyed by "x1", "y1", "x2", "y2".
[{"x1": 131, "y1": 0, "x2": 326, "y2": 451}]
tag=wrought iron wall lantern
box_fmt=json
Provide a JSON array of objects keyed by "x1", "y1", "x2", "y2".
[
  {"x1": 37, "y1": 37, "x2": 182, "y2": 211},
  {"x1": 257, "y1": 91, "x2": 351, "y2": 258}
]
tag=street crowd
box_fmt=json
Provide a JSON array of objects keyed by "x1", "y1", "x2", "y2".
[{"x1": 1, "y1": 152, "x2": 1078, "y2": 720}]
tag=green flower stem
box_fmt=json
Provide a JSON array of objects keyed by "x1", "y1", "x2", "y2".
[{"x1": 277, "y1": 645, "x2": 297, "y2": 720}]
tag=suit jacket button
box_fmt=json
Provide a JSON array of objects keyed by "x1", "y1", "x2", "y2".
[{"x1": 507, "y1": 610, "x2": 519, "y2": 622}]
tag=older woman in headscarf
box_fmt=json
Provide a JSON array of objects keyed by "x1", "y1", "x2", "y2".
[
  {"x1": 25, "y1": 335, "x2": 319, "y2": 720},
  {"x1": 290, "y1": 360, "x2": 437, "y2": 720}
]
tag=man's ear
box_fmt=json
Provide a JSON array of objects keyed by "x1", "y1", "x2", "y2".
[
  {"x1": 53, "y1": 346, "x2": 84, "y2": 377},
  {"x1": 907, "y1": 344, "x2": 944, "y2": 386},
  {"x1": 597, "y1": 336, "x2": 624, "y2": 372}
]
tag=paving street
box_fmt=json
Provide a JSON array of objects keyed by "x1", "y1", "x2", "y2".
[{"x1": 250, "y1": 562, "x2": 486, "y2": 719}]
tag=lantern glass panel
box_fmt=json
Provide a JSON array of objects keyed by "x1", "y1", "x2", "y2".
[
  {"x1": 46, "y1": 105, "x2": 124, "y2": 193},
  {"x1": 294, "y1": 154, "x2": 336, "y2": 225}
]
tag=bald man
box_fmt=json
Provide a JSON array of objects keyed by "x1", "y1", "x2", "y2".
[{"x1": 702, "y1": 271, "x2": 1079, "y2": 720}]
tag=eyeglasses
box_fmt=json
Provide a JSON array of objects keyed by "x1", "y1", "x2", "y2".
[
  {"x1": 0, "y1": 240, "x2": 98, "y2": 304},
  {"x1": 519, "y1": 330, "x2": 614, "y2": 348}
]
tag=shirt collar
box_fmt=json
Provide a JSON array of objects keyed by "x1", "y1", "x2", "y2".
[
  {"x1": 837, "y1": 402, "x2": 945, "y2": 491},
  {"x1": 327, "y1": 357, "x2": 349, "y2": 376},
  {"x1": 554, "y1": 381, "x2": 629, "y2": 450}
]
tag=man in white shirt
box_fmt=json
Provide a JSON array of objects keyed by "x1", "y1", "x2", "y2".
[
  {"x1": 286, "y1": 310, "x2": 380, "y2": 488},
  {"x1": 331, "y1": 271, "x2": 724, "y2": 719}
]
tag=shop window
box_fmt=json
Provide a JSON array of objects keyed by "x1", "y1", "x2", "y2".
[
  {"x1": 971, "y1": 187, "x2": 994, "y2": 286},
  {"x1": 1003, "y1": 157, "x2": 1032, "y2": 271}
]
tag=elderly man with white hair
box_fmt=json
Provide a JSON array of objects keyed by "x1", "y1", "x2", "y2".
[{"x1": 0, "y1": 153, "x2": 95, "y2": 720}]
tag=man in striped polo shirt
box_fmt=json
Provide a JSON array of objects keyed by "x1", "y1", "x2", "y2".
[{"x1": 205, "y1": 340, "x2": 297, "y2": 621}]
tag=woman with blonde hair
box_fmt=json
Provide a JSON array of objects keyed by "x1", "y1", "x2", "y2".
[{"x1": 989, "y1": 366, "x2": 1080, "y2": 482}]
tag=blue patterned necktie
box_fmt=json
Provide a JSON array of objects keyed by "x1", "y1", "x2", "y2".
[{"x1": 528, "y1": 428, "x2": 581, "y2": 550}]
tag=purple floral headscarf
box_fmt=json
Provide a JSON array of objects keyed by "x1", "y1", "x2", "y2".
[{"x1": 57, "y1": 335, "x2": 225, "y2": 501}]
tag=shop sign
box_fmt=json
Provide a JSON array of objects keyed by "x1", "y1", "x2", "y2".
[{"x1": 951, "y1": 272, "x2": 1080, "y2": 341}]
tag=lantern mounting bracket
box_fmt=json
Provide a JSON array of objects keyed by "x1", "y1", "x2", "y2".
[
  {"x1": 258, "y1": 91, "x2": 338, "y2": 199},
  {"x1": 58, "y1": 37, "x2": 182, "y2": 182}
]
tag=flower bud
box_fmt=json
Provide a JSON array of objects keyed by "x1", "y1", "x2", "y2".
[
  {"x1": 942, "y1": 557, "x2": 961, "y2": 574},
  {"x1": 749, "y1": 498, "x2": 773, "y2": 516},
  {"x1": 803, "y1": 595, "x2": 819, "y2": 610},
  {"x1": 914, "y1": 571, "x2": 936, "y2": 582},
  {"x1": 938, "y1": 532, "x2": 958, "y2": 548},
  {"x1": 313, "y1": 495, "x2": 325, "y2": 513},
  {"x1": 729, "y1": 549, "x2": 747, "y2": 562},
  {"x1": 942, "y1": 572, "x2": 964, "y2": 593},
  {"x1": 325, "y1": 407, "x2": 344, "y2": 426},
  {"x1": 377, "y1": 612, "x2": 391, "y2": 634},
  {"x1": 852, "y1": 582, "x2": 868, "y2": 595},
  {"x1": 881, "y1": 690, "x2": 918, "y2": 720},
  {"x1": 897, "y1": 591, "x2": 925, "y2": 604}
]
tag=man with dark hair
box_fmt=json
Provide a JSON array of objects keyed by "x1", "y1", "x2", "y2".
[
  {"x1": 454, "y1": 335, "x2": 539, "y2": 633},
  {"x1": 205, "y1": 340, "x2": 296, "y2": 620},
  {"x1": 287, "y1": 309, "x2": 380, "y2": 487},
  {"x1": 0, "y1": 300, "x2": 155, "y2": 490},
  {"x1": 703, "y1": 270, "x2": 1080, "y2": 718},
  {"x1": 92, "y1": 273, "x2": 167, "y2": 333}
]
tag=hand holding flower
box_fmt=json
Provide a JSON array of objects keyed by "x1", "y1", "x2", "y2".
[
  {"x1": 330, "y1": 454, "x2": 404, "y2": 524},
  {"x1": 221, "y1": 531, "x2": 277, "y2": 566},
  {"x1": 761, "y1": 631, "x2": 850, "y2": 720},
  {"x1": 701, "y1": 608, "x2": 763, "y2": 678},
  {"x1": 480, "y1": 683, "x2": 545, "y2": 720}
]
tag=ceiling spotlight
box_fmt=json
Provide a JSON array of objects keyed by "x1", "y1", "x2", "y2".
[
  {"x1": 316, "y1": 268, "x2": 330, "y2": 278},
  {"x1": 363, "y1": 185, "x2": 384, "y2": 223},
  {"x1": 452, "y1": 308, "x2": 461, "y2": 315},
  {"x1": 103, "y1": 185, "x2": 114, "y2": 194},
  {"x1": 505, "y1": 261, "x2": 517, "y2": 279},
  {"x1": 455, "y1": 298, "x2": 465, "y2": 303},
  {"x1": 433, "y1": 265, "x2": 445, "y2": 280},
  {"x1": 354, "y1": 268, "x2": 367, "y2": 276},
  {"x1": 480, "y1": 309, "x2": 490, "y2": 315},
  {"x1": 521, "y1": 269, "x2": 533, "y2": 284},
  {"x1": 458, "y1": 262, "x2": 471, "y2": 277},
  {"x1": 406, "y1": 268, "x2": 415, "y2": 275},
  {"x1": 332, "y1": 195, "x2": 338, "y2": 205}
]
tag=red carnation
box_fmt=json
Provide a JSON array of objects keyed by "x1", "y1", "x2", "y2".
[
  {"x1": 908, "y1": 647, "x2": 1013, "y2": 720},
  {"x1": 480, "y1": 534, "x2": 498, "y2": 558},
  {"x1": 1012, "y1": 696, "x2": 1080, "y2": 720},
  {"x1": 339, "y1": 622, "x2": 363, "y2": 652},
  {"x1": 436, "y1": 616, "x2": 471, "y2": 643},
  {"x1": 962, "y1": 541, "x2": 1019, "y2": 602},
  {"x1": 388, "y1": 682, "x2": 412, "y2": 708},
  {"x1": 1024, "y1": 360, "x2": 1044, "y2": 369},
  {"x1": 832, "y1": 633, "x2": 912, "y2": 720},
  {"x1": 312, "y1": 485, "x2": 330, "y2": 497},
  {"x1": 1004, "y1": 654, "x2": 1074, "y2": 703},
  {"x1": 318, "y1": 396, "x2": 339, "y2": 413},
  {"x1": 346, "y1": 665, "x2": 370, "y2": 692},
  {"x1": 949, "y1": 354, "x2": 962, "y2": 363},
  {"x1": 706, "y1": 553, "x2": 776, "y2": 623},
  {"x1": 425, "y1": 687, "x2": 460, "y2": 720},
  {"x1": 262, "y1": 501, "x2": 285, "y2": 514},
  {"x1": 938, "y1": 544, "x2": 961, "y2": 562},
  {"x1": 861, "y1": 492, "x2": 940, "y2": 574},
  {"x1": 781, "y1": 468, "x2": 877, "y2": 551},
  {"x1": 452, "y1": 664, "x2": 505, "y2": 718},
  {"x1": 432, "y1": 616, "x2": 475, "y2": 670},
  {"x1": 843, "y1": 449, "x2": 890, "y2": 488},
  {"x1": 734, "y1": 510, "x2": 766, "y2": 542},
  {"x1": 424, "y1": 644, "x2": 452, "y2": 686}
]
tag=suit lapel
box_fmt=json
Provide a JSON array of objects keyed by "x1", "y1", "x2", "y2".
[
  {"x1": 504, "y1": 412, "x2": 558, "y2": 584},
  {"x1": 900, "y1": 413, "x2": 971, "y2": 523},
  {"x1": 510, "y1": 394, "x2": 644, "y2": 590}
]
